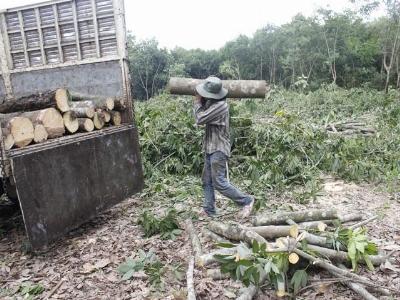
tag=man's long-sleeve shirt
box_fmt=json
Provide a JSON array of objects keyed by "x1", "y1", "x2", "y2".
[{"x1": 194, "y1": 99, "x2": 231, "y2": 157}]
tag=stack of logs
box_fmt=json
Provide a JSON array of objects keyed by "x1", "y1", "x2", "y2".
[
  {"x1": 0, "y1": 89, "x2": 127, "y2": 149},
  {"x1": 185, "y1": 209, "x2": 396, "y2": 300}
]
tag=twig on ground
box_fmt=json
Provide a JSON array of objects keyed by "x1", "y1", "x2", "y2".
[
  {"x1": 348, "y1": 216, "x2": 378, "y2": 229},
  {"x1": 45, "y1": 279, "x2": 64, "y2": 299},
  {"x1": 187, "y1": 256, "x2": 196, "y2": 300},
  {"x1": 338, "y1": 264, "x2": 378, "y2": 300}
]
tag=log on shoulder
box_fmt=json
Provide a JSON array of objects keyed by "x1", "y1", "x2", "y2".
[{"x1": 167, "y1": 77, "x2": 268, "y2": 98}]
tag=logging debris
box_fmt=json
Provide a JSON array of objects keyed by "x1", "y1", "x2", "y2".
[{"x1": 189, "y1": 209, "x2": 398, "y2": 300}]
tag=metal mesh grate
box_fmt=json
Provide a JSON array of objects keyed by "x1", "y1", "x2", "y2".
[{"x1": 5, "y1": 0, "x2": 118, "y2": 69}]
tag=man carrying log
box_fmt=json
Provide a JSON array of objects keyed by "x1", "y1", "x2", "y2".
[{"x1": 193, "y1": 76, "x2": 254, "y2": 218}]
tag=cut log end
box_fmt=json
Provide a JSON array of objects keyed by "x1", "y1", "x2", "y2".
[
  {"x1": 9, "y1": 117, "x2": 34, "y2": 148},
  {"x1": 78, "y1": 118, "x2": 94, "y2": 132},
  {"x1": 63, "y1": 111, "x2": 79, "y2": 134},
  {"x1": 111, "y1": 111, "x2": 122, "y2": 125},
  {"x1": 33, "y1": 124, "x2": 48, "y2": 143},
  {"x1": 105, "y1": 98, "x2": 115, "y2": 110},
  {"x1": 103, "y1": 111, "x2": 111, "y2": 123},
  {"x1": 93, "y1": 112, "x2": 105, "y2": 130},
  {"x1": 55, "y1": 88, "x2": 71, "y2": 112}
]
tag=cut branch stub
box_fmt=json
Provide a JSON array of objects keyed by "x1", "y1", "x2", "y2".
[{"x1": 252, "y1": 209, "x2": 338, "y2": 226}]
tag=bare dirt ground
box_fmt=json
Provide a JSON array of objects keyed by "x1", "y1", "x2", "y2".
[{"x1": 1, "y1": 178, "x2": 399, "y2": 299}]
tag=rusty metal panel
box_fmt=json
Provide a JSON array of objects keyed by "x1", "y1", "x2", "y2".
[{"x1": 9, "y1": 125, "x2": 144, "y2": 250}]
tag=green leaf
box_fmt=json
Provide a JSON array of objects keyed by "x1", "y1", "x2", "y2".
[
  {"x1": 216, "y1": 242, "x2": 236, "y2": 248},
  {"x1": 122, "y1": 269, "x2": 136, "y2": 280},
  {"x1": 291, "y1": 269, "x2": 308, "y2": 294}
]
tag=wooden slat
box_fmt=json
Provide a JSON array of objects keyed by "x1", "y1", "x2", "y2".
[
  {"x1": 17, "y1": 11, "x2": 30, "y2": 67},
  {"x1": 35, "y1": 8, "x2": 47, "y2": 65},
  {"x1": 52, "y1": 4, "x2": 64, "y2": 63}
]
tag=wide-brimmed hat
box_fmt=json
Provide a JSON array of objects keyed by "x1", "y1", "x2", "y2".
[{"x1": 196, "y1": 76, "x2": 228, "y2": 100}]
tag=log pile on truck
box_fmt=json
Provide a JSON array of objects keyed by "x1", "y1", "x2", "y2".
[{"x1": 0, "y1": 89, "x2": 126, "y2": 149}]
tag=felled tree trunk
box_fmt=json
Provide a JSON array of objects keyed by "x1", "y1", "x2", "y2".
[
  {"x1": 0, "y1": 115, "x2": 34, "y2": 148},
  {"x1": 209, "y1": 221, "x2": 268, "y2": 246},
  {"x1": 338, "y1": 264, "x2": 378, "y2": 300},
  {"x1": 0, "y1": 89, "x2": 71, "y2": 113},
  {"x1": 69, "y1": 92, "x2": 115, "y2": 110},
  {"x1": 70, "y1": 102, "x2": 95, "y2": 118},
  {"x1": 252, "y1": 209, "x2": 338, "y2": 226},
  {"x1": 63, "y1": 111, "x2": 79, "y2": 134},
  {"x1": 167, "y1": 77, "x2": 268, "y2": 98},
  {"x1": 21, "y1": 108, "x2": 65, "y2": 138},
  {"x1": 77, "y1": 118, "x2": 94, "y2": 132}
]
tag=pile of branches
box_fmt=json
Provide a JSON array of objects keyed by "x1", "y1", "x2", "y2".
[
  {"x1": 326, "y1": 121, "x2": 376, "y2": 136},
  {"x1": 0, "y1": 89, "x2": 127, "y2": 150},
  {"x1": 185, "y1": 209, "x2": 397, "y2": 300}
]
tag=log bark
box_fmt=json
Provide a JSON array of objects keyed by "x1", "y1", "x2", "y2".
[
  {"x1": 93, "y1": 111, "x2": 105, "y2": 130},
  {"x1": 348, "y1": 216, "x2": 378, "y2": 230},
  {"x1": 63, "y1": 111, "x2": 79, "y2": 134},
  {"x1": 306, "y1": 244, "x2": 387, "y2": 266},
  {"x1": 167, "y1": 77, "x2": 268, "y2": 98},
  {"x1": 110, "y1": 111, "x2": 122, "y2": 125},
  {"x1": 187, "y1": 256, "x2": 196, "y2": 300},
  {"x1": 185, "y1": 219, "x2": 202, "y2": 262},
  {"x1": 33, "y1": 124, "x2": 48, "y2": 143},
  {"x1": 252, "y1": 209, "x2": 338, "y2": 226},
  {"x1": 337, "y1": 264, "x2": 378, "y2": 300},
  {"x1": 201, "y1": 228, "x2": 230, "y2": 243},
  {"x1": 77, "y1": 118, "x2": 94, "y2": 132},
  {"x1": 297, "y1": 213, "x2": 362, "y2": 229},
  {"x1": 209, "y1": 221, "x2": 268, "y2": 246},
  {"x1": 1, "y1": 128, "x2": 14, "y2": 150},
  {"x1": 70, "y1": 102, "x2": 95, "y2": 118},
  {"x1": 0, "y1": 116, "x2": 34, "y2": 148},
  {"x1": 0, "y1": 88, "x2": 71, "y2": 113},
  {"x1": 21, "y1": 108, "x2": 65, "y2": 138},
  {"x1": 69, "y1": 92, "x2": 115, "y2": 110}
]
